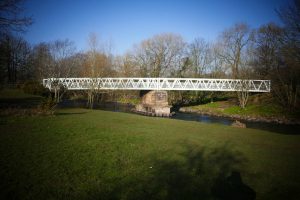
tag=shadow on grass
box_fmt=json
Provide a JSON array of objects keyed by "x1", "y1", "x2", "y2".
[{"x1": 88, "y1": 144, "x2": 256, "y2": 200}]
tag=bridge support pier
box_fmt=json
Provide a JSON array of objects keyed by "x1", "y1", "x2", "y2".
[{"x1": 135, "y1": 90, "x2": 172, "y2": 117}]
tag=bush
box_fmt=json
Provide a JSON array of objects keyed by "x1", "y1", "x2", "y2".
[
  {"x1": 0, "y1": 97, "x2": 57, "y2": 116},
  {"x1": 38, "y1": 97, "x2": 57, "y2": 112},
  {"x1": 22, "y1": 81, "x2": 50, "y2": 96}
]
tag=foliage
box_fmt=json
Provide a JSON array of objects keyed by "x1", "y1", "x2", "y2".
[
  {"x1": 0, "y1": 34, "x2": 32, "y2": 84},
  {"x1": 37, "y1": 97, "x2": 57, "y2": 112},
  {"x1": 21, "y1": 80, "x2": 49, "y2": 96},
  {"x1": 0, "y1": 88, "x2": 54, "y2": 116},
  {"x1": 252, "y1": 1, "x2": 300, "y2": 111},
  {"x1": 132, "y1": 33, "x2": 185, "y2": 77}
]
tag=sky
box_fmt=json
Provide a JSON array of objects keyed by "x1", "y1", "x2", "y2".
[{"x1": 23, "y1": 0, "x2": 289, "y2": 55}]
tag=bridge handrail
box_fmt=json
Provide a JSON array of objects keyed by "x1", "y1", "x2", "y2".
[{"x1": 42, "y1": 77, "x2": 271, "y2": 92}]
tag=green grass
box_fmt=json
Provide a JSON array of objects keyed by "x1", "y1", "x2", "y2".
[
  {"x1": 117, "y1": 97, "x2": 141, "y2": 105},
  {"x1": 0, "y1": 108, "x2": 300, "y2": 200},
  {"x1": 199, "y1": 102, "x2": 221, "y2": 108},
  {"x1": 223, "y1": 104, "x2": 283, "y2": 117},
  {"x1": 187, "y1": 97, "x2": 289, "y2": 119}
]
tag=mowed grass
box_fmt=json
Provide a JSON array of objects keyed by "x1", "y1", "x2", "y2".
[
  {"x1": 188, "y1": 101, "x2": 287, "y2": 118},
  {"x1": 0, "y1": 108, "x2": 300, "y2": 200}
]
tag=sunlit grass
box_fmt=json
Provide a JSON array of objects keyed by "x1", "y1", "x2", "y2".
[
  {"x1": 185, "y1": 97, "x2": 287, "y2": 118},
  {"x1": 0, "y1": 108, "x2": 300, "y2": 199},
  {"x1": 223, "y1": 104, "x2": 284, "y2": 117}
]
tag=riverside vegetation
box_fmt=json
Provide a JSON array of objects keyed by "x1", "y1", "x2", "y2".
[{"x1": 179, "y1": 93, "x2": 300, "y2": 125}]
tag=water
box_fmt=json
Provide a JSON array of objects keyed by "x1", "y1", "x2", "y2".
[
  {"x1": 171, "y1": 112, "x2": 233, "y2": 126},
  {"x1": 172, "y1": 111, "x2": 300, "y2": 135},
  {"x1": 58, "y1": 100, "x2": 300, "y2": 135}
]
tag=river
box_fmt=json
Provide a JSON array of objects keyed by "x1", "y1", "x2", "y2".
[{"x1": 58, "y1": 100, "x2": 300, "y2": 135}]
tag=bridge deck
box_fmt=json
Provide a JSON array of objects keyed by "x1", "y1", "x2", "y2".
[{"x1": 43, "y1": 78, "x2": 271, "y2": 92}]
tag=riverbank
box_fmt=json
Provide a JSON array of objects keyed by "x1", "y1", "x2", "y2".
[{"x1": 179, "y1": 101, "x2": 300, "y2": 125}]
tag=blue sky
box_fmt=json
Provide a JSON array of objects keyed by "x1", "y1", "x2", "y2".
[{"x1": 23, "y1": 0, "x2": 289, "y2": 55}]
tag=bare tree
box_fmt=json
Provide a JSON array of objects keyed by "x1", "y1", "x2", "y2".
[
  {"x1": 236, "y1": 66, "x2": 254, "y2": 109},
  {"x1": 216, "y1": 23, "x2": 254, "y2": 108},
  {"x1": 45, "y1": 39, "x2": 76, "y2": 102},
  {"x1": 253, "y1": 23, "x2": 284, "y2": 79},
  {"x1": 187, "y1": 38, "x2": 211, "y2": 77},
  {"x1": 31, "y1": 43, "x2": 50, "y2": 81},
  {"x1": 0, "y1": 0, "x2": 32, "y2": 35},
  {"x1": 114, "y1": 53, "x2": 138, "y2": 77},
  {"x1": 209, "y1": 43, "x2": 227, "y2": 78},
  {"x1": 217, "y1": 23, "x2": 252, "y2": 78},
  {"x1": 83, "y1": 33, "x2": 113, "y2": 108},
  {"x1": 133, "y1": 33, "x2": 185, "y2": 77},
  {"x1": 0, "y1": 34, "x2": 31, "y2": 84},
  {"x1": 274, "y1": 0, "x2": 300, "y2": 110}
]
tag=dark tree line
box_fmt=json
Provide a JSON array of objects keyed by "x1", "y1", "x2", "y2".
[
  {"x1": 0, "y1": 0, "x2": 32, "y2": 84},
  {"x1": 0, "y1": 0, "x2": 299, "y2": 110}
]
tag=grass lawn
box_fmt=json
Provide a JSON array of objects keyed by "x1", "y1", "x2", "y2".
[
  {"x1": 190, "y1": 101, "x2": 284, "y2": 117},
  {"x1": 183, "y1": 94, "x2": 300, "y2": 120},
  {"x1": 0, "y1": 108, "x2": 300, "y2": 200}
]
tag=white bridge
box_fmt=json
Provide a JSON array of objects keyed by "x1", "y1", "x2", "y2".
[{"x1": 43, "y1": 78, "x2": 271, "y2": 92}]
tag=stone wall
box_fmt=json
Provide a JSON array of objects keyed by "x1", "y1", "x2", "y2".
[
  {"x1": 136, "y1": 90, "x2": 171, "y2": 117},
  {"x1": 142, "y1": 90, "x2": 168, "y2": 106}
]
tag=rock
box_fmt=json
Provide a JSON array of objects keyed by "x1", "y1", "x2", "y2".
[
  {"x1": 231, "y1": 120, "x2": 246, "y2": 128},
  {"x1": 179, "y1": 107, "x2": 185, "y2": 112},
  {"x1": 135, "y1": 90, "x2": 171, "y2": 117}
]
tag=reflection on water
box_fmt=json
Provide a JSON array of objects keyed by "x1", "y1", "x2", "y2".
[
  {"x1": 172, "y1": 112, "x2": 300, "y2": 135},
  {"x1": 59, "y1": 100, "x2": 300, "y2": 135},
  {"x1": 171, "y1": 112, "x2": 233, "y2": 126}
]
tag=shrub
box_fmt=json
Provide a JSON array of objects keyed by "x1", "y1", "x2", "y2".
[
  {"x1": 38, "y1": 97, "x2": 57, "y2": 112},
  {"x1": 22, "y1": 81, "x2": 50, "y2": 96},
  {"x1": 0, "y1": 97, "x2": 57, "y2": 116}
]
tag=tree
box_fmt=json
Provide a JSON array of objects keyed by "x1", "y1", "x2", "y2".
[
  {"x1": 274, "y1": 0, "x2": 300, "y2": 110},
  {"x1": 216, "y1": 23, "x2": 254, "y2": 108},
  {"x1": 187, "y1": 38, "x2": 211, "y2": 77},
  {"x1": 114, "y1": 54, "x2": 138, "y2": 77},
  {"x1": 217, "y1": 23, "x2": 253, "y2": 78},
  {"x1": 133, "y1": 33, "x2": 185, "y2": 77},
  {"x1": 0, "y1": 34, "x2": 31, "y2": 84},
  {"x1": 45, "y1": 39, "x2": 76, "y2": 102},
  {"x1": 209, "y1": 43, "x2": 227, "y2": 78},
  {"x1": 253, "y1": 23, "x2": 284, "y2": 79},
  {"x1": 0, "y1": 0, "x2": 33, "y2": 35},
  {"x1": 31, "y1": 42, "x2": 53, "y2": 81},
  {"x1": 83, "y1": 33, "x2": 114, "y2": 108},
  {"x1": 251, "y1": 0, "x2": 300, "y2": 110}
]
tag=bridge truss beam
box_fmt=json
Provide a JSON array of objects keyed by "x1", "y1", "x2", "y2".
[{"x1": 43, "y1": 78, "x2": 271, "y2": 92}]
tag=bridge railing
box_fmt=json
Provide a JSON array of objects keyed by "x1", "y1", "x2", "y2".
[{"x1": 42, "y1": 78, "x2": 271, "y2": 92}]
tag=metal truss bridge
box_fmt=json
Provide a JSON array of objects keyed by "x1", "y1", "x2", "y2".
[{"x1": 43, "y1": 78, "x2": 271, "y2": 92}]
